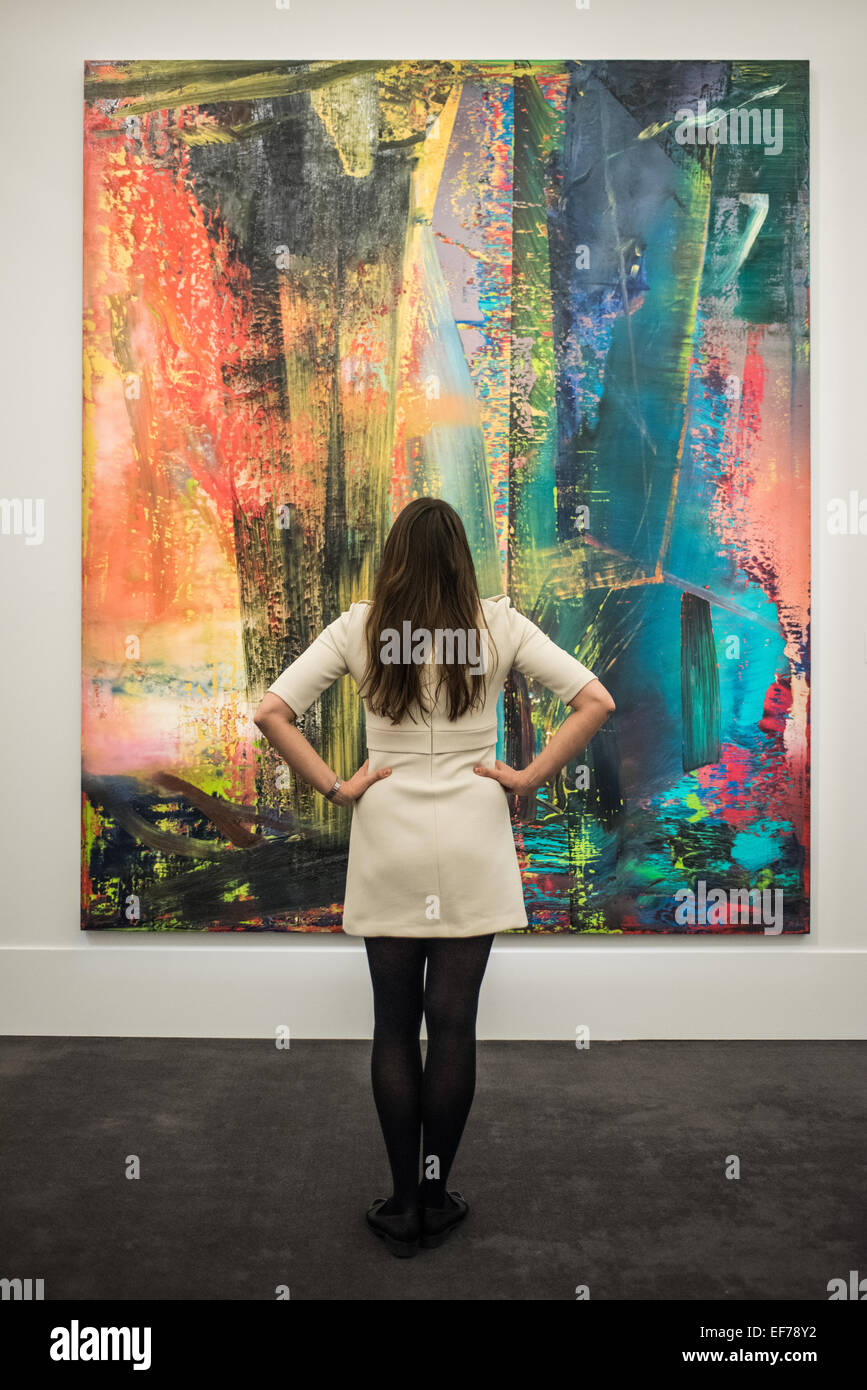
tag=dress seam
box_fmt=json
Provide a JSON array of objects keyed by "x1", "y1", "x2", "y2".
[{"x1": 428, "y1": 708, "x2": 443, "y2": 924}]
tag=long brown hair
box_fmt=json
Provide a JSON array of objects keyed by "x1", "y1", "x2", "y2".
[{"x1": 360, "y1": 498, "x2": 496, "y2": 723}]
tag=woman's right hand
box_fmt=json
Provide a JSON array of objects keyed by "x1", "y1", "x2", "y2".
[
  {"x1": 473, "y1": 759, "x2": 536, "y2": 795},
  {"x1": 331, "y1": 759, "x2": 392, "y2": 806}
]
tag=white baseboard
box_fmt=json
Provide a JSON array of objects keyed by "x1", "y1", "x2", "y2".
[{"x1": 1, "y1": 942, "x2": 864, "y2": 1040}]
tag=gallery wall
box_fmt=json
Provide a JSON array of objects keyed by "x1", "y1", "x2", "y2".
[{"x1": 1, "y1": 0, "x2": 864, "y2": 1037}]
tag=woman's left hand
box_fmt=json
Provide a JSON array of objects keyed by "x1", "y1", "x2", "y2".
[{"x1": 473, "y1": 759, "x2": 536, "y2": 795}]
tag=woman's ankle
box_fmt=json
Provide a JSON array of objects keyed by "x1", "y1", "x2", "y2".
[
  {"x1": 381, "y1": 1193, "x2": 419, "y2": 1216},
  {"x1": 418, "y1": 1179, "x2": 450, "y2": 1209}
]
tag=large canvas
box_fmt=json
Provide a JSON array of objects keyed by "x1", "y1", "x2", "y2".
[{"x1": 82, "y1": 59, "x2": 810, "y2": 934}]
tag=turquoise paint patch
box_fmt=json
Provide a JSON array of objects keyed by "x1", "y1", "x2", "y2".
[{"x1": 731, "y1": 828, "x2": 779, "y2": 871}]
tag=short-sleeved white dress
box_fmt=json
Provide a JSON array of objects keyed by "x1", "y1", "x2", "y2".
[{"x1": 266, "y1": 594, "x2": 597, "y2": 938}]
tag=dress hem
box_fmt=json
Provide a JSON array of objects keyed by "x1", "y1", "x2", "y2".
[{"x1": 342, "y1": 919, "x2": 528, "y2": 938}]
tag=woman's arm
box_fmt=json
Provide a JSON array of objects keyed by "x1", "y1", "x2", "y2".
[
  {"x1": 254, "y1": 693, "x2": 391, "y2": 807},
  {"x1": 473, "y1": 678, "x2": 615, "y2": 794},
  {"x1": 519, "y1": 678, "x2": 615, "y2": 792}
]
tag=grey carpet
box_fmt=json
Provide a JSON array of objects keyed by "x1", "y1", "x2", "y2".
[{"x1": 1, "y1": 1039, "x2": 864, "y2": 1300}]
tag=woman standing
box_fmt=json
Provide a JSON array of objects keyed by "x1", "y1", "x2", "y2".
[{"x1": 254, "y1": 498, "x2": 615, "y2": 1257}]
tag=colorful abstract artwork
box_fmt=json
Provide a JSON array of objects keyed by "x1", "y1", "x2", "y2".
[{"x1": 82, "y1": 59, "x2": 810, "y2": 933}]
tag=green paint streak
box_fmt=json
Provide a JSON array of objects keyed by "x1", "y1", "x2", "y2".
[
  {"x1": 509, "y1": 74, "x2": 560, "y2": 612},
  {"x1": 703, "y1": 60, "x2": 809, "y2": 328},
  {"x1": 681, "y1": 594, "x2": 721, "y2": 771},
  {"x1": 85, "y1": 59, "x2": 391, "y2": 114}
]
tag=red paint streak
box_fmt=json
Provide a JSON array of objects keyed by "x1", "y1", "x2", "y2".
[
  {"x1": 83, "y1": 102, "x2": 278, "y2": 613},
  {"x1": 759, "y1": 675, "x2": 793, "y2": 734}
]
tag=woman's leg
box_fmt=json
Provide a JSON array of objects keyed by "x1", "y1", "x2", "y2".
[
  {"x1": 420, "y1": 933, "x2": 495, "y2": 1209},
  {"x1": 363, "y1": 936, "x2": 428, "y2": 1215}
]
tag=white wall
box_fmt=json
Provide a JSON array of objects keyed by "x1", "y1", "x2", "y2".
[{"x1": 1, "y1": 0, "x2": 864, "y2": 1039}]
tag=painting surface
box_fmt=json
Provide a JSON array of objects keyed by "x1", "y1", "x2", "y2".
[{"x1": 82, "y1": 59, "x2": 810, "y2": 933}]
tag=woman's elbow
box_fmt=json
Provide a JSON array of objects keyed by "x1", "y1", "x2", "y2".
[
  {"x1": 599, "y1": 687, "x2": 616, "y2": 716},
  {"x1": 254, "y1": 693, "x2": 297, "y2": 728},
  {"x1": 580, "y1": 683, "x2": 615, "y2": 718}
]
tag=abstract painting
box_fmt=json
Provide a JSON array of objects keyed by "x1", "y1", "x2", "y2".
[{"x1": 82, "y1": 59, "x2": 810, "y2": 933}]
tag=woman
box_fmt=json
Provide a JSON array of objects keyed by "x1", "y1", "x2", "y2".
[{"x1": 254, "y1": 498, "x2": 615, "y2": 1257}]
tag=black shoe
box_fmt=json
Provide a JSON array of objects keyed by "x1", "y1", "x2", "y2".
[
  {"x1": 420, "y1": 1190, "x2": 468, "y2": 1248},
  {"x1": 365, "y1": 1198, "x2": 421, "y2": 1258}
]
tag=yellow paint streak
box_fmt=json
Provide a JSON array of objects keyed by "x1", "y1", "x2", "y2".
[
  {"x1": 309, "y1": 69, "x2": 379, "y2": 179},
  {"x1": 390, "y1": 84, "x2": 465, "y2": 519},
  {"x1": 412, "y1": 85, "x2": 462, "y2": 220},
  {"x1": 685, "y1": 790, "x2": 710, "y2": 824}
]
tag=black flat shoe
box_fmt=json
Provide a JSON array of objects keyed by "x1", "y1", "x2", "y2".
[
  {"x1": 365, "y1": 1198, "x2": 421, "y2": 1258},
  {"x1": 420, "y1": 1190, "x2": 468, "y2": 1248}
]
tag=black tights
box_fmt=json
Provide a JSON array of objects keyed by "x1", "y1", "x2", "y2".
[{"x1": 363, "y1": 933, "x2": 495, "y2": 1213}]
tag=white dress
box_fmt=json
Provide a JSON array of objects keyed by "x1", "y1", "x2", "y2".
[{"x1": 267, "y1": 595, "x2": 597, "y2": 938}]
